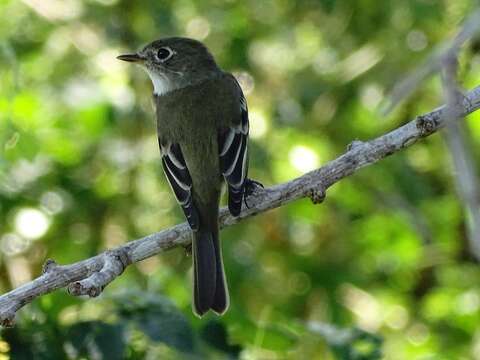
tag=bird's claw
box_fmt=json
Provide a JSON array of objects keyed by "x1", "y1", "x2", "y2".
[{"x1": 244, "y1": 178, "x2": 264, "y2": 209}]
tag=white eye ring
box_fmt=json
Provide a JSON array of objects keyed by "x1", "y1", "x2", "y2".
[{"x1": 156, "y1": 47, "x2": 174, "y2": 62}]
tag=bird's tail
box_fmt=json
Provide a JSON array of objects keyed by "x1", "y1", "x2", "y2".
[{"x1": 192, "y1": 227, "x2": 229, "y2": 316}]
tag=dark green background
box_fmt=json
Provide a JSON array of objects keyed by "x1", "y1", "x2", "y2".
[{"x1": 1, "y1": 0, "x2": 480, "y2": 358}]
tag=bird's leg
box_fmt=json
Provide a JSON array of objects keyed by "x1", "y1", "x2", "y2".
[{"x1": 243, "y1": 178, "x2": 264, "y2": 209}]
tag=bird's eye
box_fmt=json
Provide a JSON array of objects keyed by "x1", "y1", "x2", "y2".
[{"x1": 157, "y1": 47, "x2": 173, "y2": 61}]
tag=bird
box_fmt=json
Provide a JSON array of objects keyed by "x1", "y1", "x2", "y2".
[{"x1": 118, "y1": 37, "x2": 260, "y2": 316}]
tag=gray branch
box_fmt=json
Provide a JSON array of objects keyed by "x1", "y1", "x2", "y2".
[
  {"x1": 1, "y1": 85, "x2": 480, "y2": 327},
  {"x1": 441, "y1": 55, "x2": 480, "y2": 259},
  {"x1": 383, "y1": 9, "x2": 480, "y2": 114}
]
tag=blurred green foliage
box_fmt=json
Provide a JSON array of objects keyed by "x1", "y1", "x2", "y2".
[{"x1": 1, "y1": 0, "x2": 480, "y2": 359}]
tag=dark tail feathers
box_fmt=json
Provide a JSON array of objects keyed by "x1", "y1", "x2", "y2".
[{"x1": 192, "y1": 229, "x2": 229, "y2": 316}]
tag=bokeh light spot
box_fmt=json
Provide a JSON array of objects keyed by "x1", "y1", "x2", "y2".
[
  {"x1": 40, "y1": 191, "x2": 65, "y2": 215},
  {"x1": 14, "y1": 208, "x2": 50, "y2": 240},
  {"x1": 406, "y1": 30, "x2": 428, "y2": 52},
  {"x1": 185, "y1": 17, "x2": 211, "y2": 40},
  {"x1": 1, "y1": 233, "x2": 30, "y2": 256},
  {"x1": 249, "y1": 109, "x2": 268, "y2": 139},
  {"x1": 289, "y1": 145, "x2": 319, "y2": 173}
]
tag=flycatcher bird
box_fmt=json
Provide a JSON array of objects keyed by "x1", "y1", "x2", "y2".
[{"x1": 118, "y1": 37, "x2": 260, "y2": 316}]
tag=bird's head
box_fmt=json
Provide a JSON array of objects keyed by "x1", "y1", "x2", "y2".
[{"x1": 117, "y1": 37, "x2": 220, "y2": 95}]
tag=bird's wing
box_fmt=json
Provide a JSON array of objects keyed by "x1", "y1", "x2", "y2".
[
  {"x1": 159, "y1": 141, "x2": 200, "y2": 230},
  {"x1": 218, "y1": 76, "x2": 249, "y2": 217}
]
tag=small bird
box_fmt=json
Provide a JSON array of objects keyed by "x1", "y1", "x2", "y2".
[{"x1": 118, "y1": 37, "x2": 260, "y2": 316}]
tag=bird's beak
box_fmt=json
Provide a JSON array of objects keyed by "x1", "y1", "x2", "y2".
[{"x1": 117, "y1": 53, "x2": 144, "y2": 63}]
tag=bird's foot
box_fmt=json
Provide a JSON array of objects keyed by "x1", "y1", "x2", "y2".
[{"x1": 244, "y1": 178, "x2": 264, "y2": 209}]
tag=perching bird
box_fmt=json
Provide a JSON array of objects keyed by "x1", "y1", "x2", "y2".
[{"x1": 118, "y1": 37, "x2": 260, "y2": 316}]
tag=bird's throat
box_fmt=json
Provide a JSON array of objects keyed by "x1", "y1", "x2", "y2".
[{"x1": 145, "y1": 68, "x2": 172, "y2": 96}]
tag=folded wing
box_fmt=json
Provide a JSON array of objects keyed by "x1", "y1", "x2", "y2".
[
  {"x1": 160, "y1": 141, "x2": 200, "y2": 230},
  {"x1": 218, "y1": 79, "x2": 249, "y2": 217}
]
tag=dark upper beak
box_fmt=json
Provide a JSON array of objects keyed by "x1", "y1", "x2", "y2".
[{"x1": 117, "y1": 53, "x2": 144, "y2": 63}]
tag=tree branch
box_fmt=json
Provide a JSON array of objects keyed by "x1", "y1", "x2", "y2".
[
  {"x1": 1, "y1": 85, "x2": 480, "y2": 327},
  {"x1": 383, "y1": 9, "x2": 480, "y2": 114},
  {"x1": 441, "y1": 53, "x2": 480, "y2": 260}
]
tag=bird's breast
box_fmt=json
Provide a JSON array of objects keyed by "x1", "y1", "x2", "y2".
[{"x1": 155, "y1": 89, "x2": 223, "y2": 204}]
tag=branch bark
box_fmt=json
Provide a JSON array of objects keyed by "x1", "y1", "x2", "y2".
[
  {"x1": 1, "y1": 85, "x2": 480, "y2": 327},
  {"x1": 441, "y1": 54, "x2": 480, "y2": 260}
]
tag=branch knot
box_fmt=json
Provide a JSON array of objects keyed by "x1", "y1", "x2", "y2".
[
  {"x1": 347, "y1": 140, "x2": 365, "y2": 151},
  {"x1": 416, "y1": 114, "x2": 438, "y2": 136},
  {"x1": 42, "y1": 259, "x2": 58, "y2": 274},
  {"x1": 309, "y1": 187, "x2": 326, "y2": 204},
  {"x1": 68, "y1": 248, "x2": 132, "y2": 298}
]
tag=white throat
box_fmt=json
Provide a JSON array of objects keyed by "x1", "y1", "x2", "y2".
[{"x1": 144, "y1": 68, "x2": 172, "y2": 96}]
